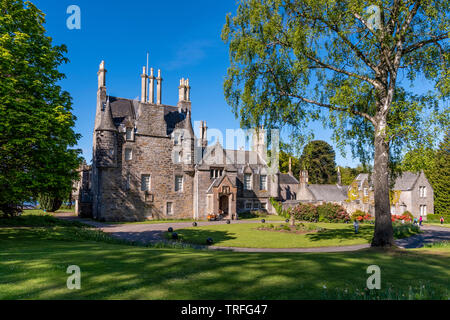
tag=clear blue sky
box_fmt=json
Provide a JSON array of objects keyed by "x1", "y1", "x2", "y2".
[{"x1": 32, "y1": 0, "x2": 441, "y2": 168}]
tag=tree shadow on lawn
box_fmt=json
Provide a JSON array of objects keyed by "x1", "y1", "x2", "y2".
[
  {"x1": 173, "y1": 228, "x2": 237, "y2": 246},
  {"x1": 2, "y1": 238, "x2": 449, "y2": 300},
  {"x1": 306, "y1": 225, "x2": 373, "y2": 243}
]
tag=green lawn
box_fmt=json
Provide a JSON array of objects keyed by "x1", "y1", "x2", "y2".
[
  {"x1": 0, "y1": 226, "x2": 448, "y2": 300},
  {"x1": 169, "y1": 222, "x2": 418, "y2": 248},
  {"x1": 0, "y1": 212, "x2": 447, "y2": 300},
  {"x1": 426, "y1": 223, "x2": 450, "y2": 228}
]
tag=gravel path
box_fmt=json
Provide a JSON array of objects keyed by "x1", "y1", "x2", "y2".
[{"x1": 55, "y1": 213, "x2": 450, "y2": 252}]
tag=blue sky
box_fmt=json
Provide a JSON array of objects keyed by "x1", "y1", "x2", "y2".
[{"x1": 31, "y1": 0, "x2": 442, "y2": 168}]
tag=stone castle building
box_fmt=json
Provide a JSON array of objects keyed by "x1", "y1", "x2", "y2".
[
  {"x1": 74, "y1": 61, "x2": 434, "y2": 221},
  {"x1": 75, "y1": 61, "x2": 299, "y2": 221}
]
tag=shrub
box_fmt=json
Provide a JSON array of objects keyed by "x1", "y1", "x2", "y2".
[
  {"x1": 391, "y1": 214, "x2": 413, "y2": 222},
  {"x1": 238, "y1": 210, "x2": 268, "y2": 219},
  {"x1": 317, "y1": 203, "x2": 350, "y2": 223},
  {"x1": 292, "y1": 203, "x2": 318, "y2": 222},
  {"x1": 350, "y1": 210, "x2": 373, "y2": 222},
  {"x1": 393, "y1": 223, "x2": 421, "y2": 238},
  {"x1": 38, "y1": 193, "x2": 63, "y2": 212},
  {"x1": 426, "y1": 214, "x2": 450, "y2": 223}
]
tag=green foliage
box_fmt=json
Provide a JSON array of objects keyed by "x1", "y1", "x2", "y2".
[
  {"x1": 338, "y1": 165, "x2": 371, "y2": 185},
  {"x1": 351, "y1": 210, "x2": 373, "y2": 222},
  {"x1": 291, "y1": 203, "x2": 318, "y2": 222},
  {"x1": 426, "y1": 214, "x2": 450, "y2": 223},
  {"x1": 38, "y1": 193, "x2": 62, "y2": 212},
  {"x1": 0, "y1": 0, "x2": 82, "y2": 216},
  {"x1": 278, "y1": 149, "x2": 300, "y2": 177},
  {"x1": 392, "y1": 223, "x2": 421, "y2": 239},
  {"x1": 428, "y1": 132, "x2": 450, "y2": 216},
  {"x1": 238, "y1": 210, "x2": 268, "y2": 219},
  {"x1": 299, "y1": 140, "x2": 337, "y2": 184},
  {"x1": 222, "y1": 0, "x2": 449, "y2": 245},
  {"x1": 317, "y1": 203, "x2": 350, "y2": 223},
  {"x1": 269, "y1": 197, "x2": 290, "y2": 219}
]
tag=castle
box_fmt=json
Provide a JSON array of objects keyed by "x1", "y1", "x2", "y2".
[
  {"x1": 74, "y1": 61, "x2": 434, "y2": 221},
  {"x1": 75, "y1": 61, "x2": 300, "y2": 221}
]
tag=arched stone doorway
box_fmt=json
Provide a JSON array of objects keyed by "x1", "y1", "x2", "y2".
[{"x1": 219, "y1": 195, "x2": 229, "y2": 217}]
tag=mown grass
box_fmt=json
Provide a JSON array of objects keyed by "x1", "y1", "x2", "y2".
[
  {"x1": 168, "y1": 222, "x2": 421, "y2": 248},
  {"x1": 0, "y1": 211, "x2": 447, "y2": 300},
  {"x1": 0, "y1": 226, "x2": 448, "y2": 300}
]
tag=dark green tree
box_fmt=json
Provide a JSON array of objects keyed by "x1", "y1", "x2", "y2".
[
  {"x1": 428, "y1": 132, "x2": 450, "y2": 216},
  {"x1": 0, "y1": 0, "x2": 81, "y2": 216},
  {"x1": 299, "y1": 140, "x2": 337, "y2": 184},
  {"x1": 222, "y1": 0, "x2": 448, "y2": 247},
  {"x1": 279, "y1": 150, "x2": 300, "y2": 177}
]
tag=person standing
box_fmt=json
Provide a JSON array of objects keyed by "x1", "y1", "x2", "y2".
[
  {"x1": 441, "y1": 216, "x2": 445, "y2": 225},
  {"x1": 419, "y1": 215, "x2": 423, "y2": 226},
  {"x1": 353, "y1": 220, "x2": 359, "y2": 234}
]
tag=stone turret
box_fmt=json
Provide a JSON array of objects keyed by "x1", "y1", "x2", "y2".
[{"x1": 95, "y1": 97, "x2": 118, "y2": 168}]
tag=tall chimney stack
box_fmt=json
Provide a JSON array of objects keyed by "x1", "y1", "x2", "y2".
[
  {"x1": 156, "y1": 69, "x2": 162, "y2": 105},
  {"x1": 141, "y1": 66, "x2": 147, "y2": 103},
  {"x1": 148, "y1": 68, "x2": 155, "y2": 103},
  {"x1": 98, "y1": 60, "x2": 106, "y2": 89}
]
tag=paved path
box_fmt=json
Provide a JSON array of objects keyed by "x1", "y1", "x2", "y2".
[{"x1": 55, "y1": 213, "x2": 450, "y2": 253}]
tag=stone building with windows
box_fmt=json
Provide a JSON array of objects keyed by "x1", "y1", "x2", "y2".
[
  {"x1": 293, "y1": 169, "x2": 434, "y2": 219},
  {"x1": 75, "y1": 61, "x2": 299, "y2": 221}
]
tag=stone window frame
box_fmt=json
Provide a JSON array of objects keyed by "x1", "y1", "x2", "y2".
[
  {"x1": 420, "y1": 205, "x2": 427, "y2": 216},
  {"x1": 260, "y1": 202, "x2": 267, "y2": 210},
  {"x1": 253, "y1": 201, "x2": 260, "y2": 210},
  {"x1": 126, "y1": 127, "x2": 135, "y2": 142},
  {"x1": 166, "y1": 201, "x2": 174, "y2": 216},
  {"x1": 141, "y1": 174, "x2": 151, "y2": 192},
  {"x1": 244, "y1": 173, "x2": 252, "y2": 190},
  {"x1": 259, "y1": 174, "x2": 267, "y2": 191},
  {"x1": 124, "y1": 148, "x2": 133, "y2": 161},
  {"x1": 245, "y1": 201, "x2": 252, "y2": 210},
  {"x1": 419, "y1": 186, "x2": 427, "y2": 198},
  {"x1": 210, "y1": 167, "x2": 224, "y2": 179},
  {"x1": 175, "y1": 175, "x2": 183, "y2": 192}
]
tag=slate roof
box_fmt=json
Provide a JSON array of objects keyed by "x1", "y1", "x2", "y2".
[
  {"x1": 108, "y1": 96, "x2": 187, "y2": 134},
  {"x1": 393, "y1": 172, "x2": 420, "y2": 191},
  {"x1": 279, "y1": 173, "x2": 299, "y2": 185},
  {"x1": 307, "y1": 184, "x2": 348, "y2": 202}
]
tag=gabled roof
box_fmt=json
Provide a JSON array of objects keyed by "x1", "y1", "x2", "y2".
[
  {"x1": 206, "y1": 174, "x2": 236, "y2": 194},
  {"x1": 280, "y1": 173, "x2": 299, "y2": 184},
  {"x1": 307, "y1": 184, "x2": 348, "y2": 202},
  {"x1": 393, "y1": 172, "x2": 420, "y2": 191}
]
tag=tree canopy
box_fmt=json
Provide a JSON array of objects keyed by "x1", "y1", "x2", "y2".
[
  {"x1": 222, "y1": 0, "x2": 449, "y2": 246},
  {"x1": 299, "y1": 140, "x2": 337, "y2": 184},
  {"x1": 0, "y1": 0, "x2": 81, "y2": 215}
]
